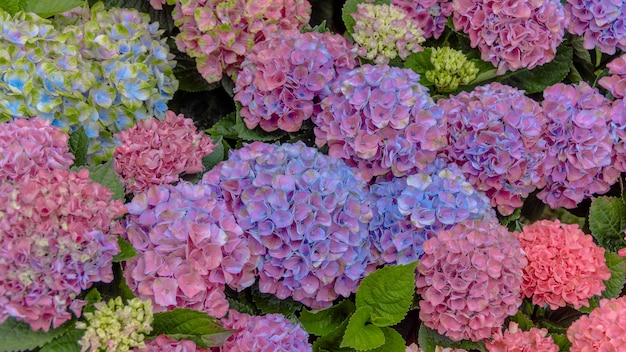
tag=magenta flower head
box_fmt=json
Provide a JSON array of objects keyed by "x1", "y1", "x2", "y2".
[
  {"x1": 0, "y1": 117, "x2": 74, "y2": 182},
  {"x1": 486, "y1": 322, "x2": 558, "y2": 352},
  {"x1": 565, "y1": 0, "x2": 626, "y2": 54},
  {"x1": 313, "y1": 64, "x2": 447, "y2": 182},
  {"x1": 369, "y1": 163, "x2": 494, "y2": 265},
  {"x1": 113, "y1": 110, "x2": 216, "y2": 194},
  {"x1": 201, "y1": 141, "x2": 375, "y2": 309},
  {"x1": 234, "y1": 29, "x2": 360, "y2": 132},
  {"x1": 123, "y1": 181, "x2": 259, "y2": 318},
  {"x1": 567, "y1": 296, "x2": 626, "y2": 351},
  {"x1": 536, "y1": 82, "x2": 619, "y2": 209},
  {"x1": 438, "y1": 82, "x2": 546, "y2": 216},
  {"x1": 599, "y1": 54, "x2": 626, "y2": 99},
  {"x1": 452, "y1": 0, "x2": 566, "y2": 74},
  {"x1": 416, "y1": 220, "x2": 527, "y2": 342},
  {"x1": 138, "y1": 335, "x2": 212, "y2": 352},
  {"x1": 392, "y1": 0, "x2": 454, "y2": 39},
  {"x1": 220, "y1": 309, "x2": 311, "y2": 352},
  {"x1": 172, "y1": 0, "x2": 311, "y2": 83},
  {"x1": 0, "y1": 168, "x2": 126, "y2": 331}
]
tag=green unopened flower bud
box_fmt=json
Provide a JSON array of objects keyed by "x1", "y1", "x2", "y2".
[{"x1": 425, "y1": 47, "x2": 479, "y2": 92}]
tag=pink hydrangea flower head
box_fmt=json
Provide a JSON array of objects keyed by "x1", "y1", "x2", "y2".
[
  {"x1": 416, "y1": 219, "x2": 527, "y2": 342},
  {"x1": 114, "y1": 110, "x2": 216, "y2": 194},
  {"x1": 234, "y1": 30, "x2": 360, "y2": 133},
  {"x1": 0, "y1": 168, "x2": 126, "y2": 331},
  {"x1": 515, "y1": 219, "x2": 610, "y2": 310},
  {"x1": 172, "y1": 0, "x2": 311, "y2": 83},
  {"x1": 220, "y1": 310, "x2": 311, "y2": 351},
  {"x1": 486, "y1": 322, "x2": 558, "y2": 351},
  {"x1": 565, "y1": 0, "x2": 626, "y2": 54},
  {"x1": 369, "y1": 163, "x2": 494, "y2": 265},
  {"x1": 567, "y1": 296, "x2": 626, "y2": 351},
  {"x1": 392, "y1": 0, "x2": 454, "y2": 39},
  {"x1": 406, "y1": 344, "x2": 467, "y2": 352},
  {"x1": 599, "y1": 54, "x2": 626, "y2": 98},
  {"x1": 313, "y1": 64, "x2": 447, "y2": 182},
  {"x1": 201, "y1": 141, "x2": 375, "y2": 309},
  {"x1": 137, "y1": 335, "x2": 212, "y2": 352},
  {"x1": 0, "y1": 117, "x2": 74, "y2": 182},
  {"x1": 610, "y1": 99, "x2": 626, "y2": 172},
  {"x1": 123, "y1": 181, "x2": 259, "y2": 318},
  {"x1": 452, "y1": 0, "x2": 566, "y2": 74},
  {"x1": 536, "y1": 82, "x2": 618, "y2": 209},
  {"x1": 439, "y1": 83, "x2": 546, "y2": 215}
]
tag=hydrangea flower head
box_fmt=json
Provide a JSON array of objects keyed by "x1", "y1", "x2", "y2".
[
  {"x1": 610, "y1": 99, "x2": 626, "y2": 173},
  {"x1": 234, "y1": 30, "x2": 360, "y2": 132},
  {"x1": 0, "y1": 168, "x2": 126, "y2": 331},
  {"x1": 351, "y1": 3, "x2": 425, "y2": 64},
  {"x1": 416, "y1": 220, "x2": 527, "y2": 342},
  {"x1": 452, "y1": 0, "x2": 566, "y2": 74},
  {"x1": 314, "y1": 64, "x2": 447, "y2": 182},
  {"x1": 565, "y1": 0, "x2": 626, "y2": 54},
  {"x1": 0, "y1": 117, "x2": 74, "y2": 181},
  {"x1": 567, "y1": 296, "x2": 626, "y2": 351},
  {"x1": 537, "y1": 82, "x2": 618, "y2": 209},
  {"x1": 486, "y1": 322, "x2": 558, "y2": 351},
  {"x1": 425, "y1": 47, "x2": 479, "y2": 92},
  {"x1": 123, "y1": 181, "x2": 259, "y2": 318},
  {"x1": 439, "y1": 83, "x2": 546, "y2": 215},
  {"x1": 172, "y1": 0, "x2": 311, "y2": 83},
  {"x1": 201, "y1": 141, "x2": 375, "y2": 308},
  {"x1": 114, "y1": 111, "x2": 216, "y2": 194},
  {"x1": 515, "y1": 219, "x2": 610, "y2": 310},
  {"x1": 219, "y1": 310, "x2": 311, "y2": 351},
  {"x1": 76, "y1": 297, "x2": 153, "y2": 352},
  {"x1": 138, "y1": 335, "x2": 212, "y2": 351},
  {"x1": 392, "y1": 0, "x2": 453, "y2": 39},
  {"x1": 599, "y1": 54, "x2": 626, "y2": 98},
  {"x1": 369, "y1": 164, "x2": 494, "y2": 265}
]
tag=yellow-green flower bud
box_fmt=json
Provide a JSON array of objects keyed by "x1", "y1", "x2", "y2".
[{"x1": 425, "y1": 47, "x2": 479, "y2": 92}]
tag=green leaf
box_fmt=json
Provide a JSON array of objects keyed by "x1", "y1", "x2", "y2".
[
  {"x1": 0, "y1": 0, "x2": 21, "y2": 15},
  {"x1": 550, "y1": 333, "x2": 572, "y2": 352},
  {"x1": 0, "y1": 318, "x2": 74, "y2": 352},
  {"x1": 83, "y1": 160, "x2": 125, "y2": 200},
  {"x1": 20, "y1": 0, "x2": 84, "y2": 18},
  {"x1": 589, "y1": 196, "x2": 626, "y2": 252},
  {"x1": 82, "y1": 288, "x2": 102, "y2": 314},
  {"x1": 201, "y1": 136, "x2": 225, "y2": 172},
  {"x1": 404, "y1": 48, "x2": 435, "y2": 75},
  {"x1": 302, "y1": 20, "x2": 329, "y2": 33},
  {"x1": 570, "y1": 36, "x2": 592, "y2": 66},
  {"x1": 250, "y1": 285, "x2": 304, "y2": 320},
  {"x1": 68, "y1": 127, "x2": 88, "y2": 167},
  {"x1": 498, "y1": 45, "x2": 573, "y2": 94},
  {"x1": 312, "y1": 319, "x2": 354, "y2": 352},
  {"x1": 355, "y1": 262, "x2": 418, "y2": 327},
  {"x1": 149, "y1": 309, "x2": 233, "y2": 348},
  {"x1": 342, "y1": 0, "x2": 390, "y2": 34},
  {"x1": 39, "y1": 328, "x2": 84, "y2": 352},
  {"x1": 580, "y1": 251, "x2": 626, "y2": 313},
  {"x1": 340, "y1": 307, "x2": 385, "y2": 351},
  {"x1": 112, "y1": 236, "x2": 138, "y2": 262},
  {"x1": 207, "y1": 113, "x2": 238, "y2": 139},
  {"x1": 368, "y1": 328, "x2": 406, "y2": 352},
  {"x1": 234, "y1": 104, "x2": 286, "y2": 142},
  {"x1": 508, "y1": 311, "x2": 535, "y2": 331},
  {"x1": 418, "y1": 325, "x2": 486, "y2": 352},
  {"x1": 300, "y1": 300, "x2": 356, "y2": 336}
]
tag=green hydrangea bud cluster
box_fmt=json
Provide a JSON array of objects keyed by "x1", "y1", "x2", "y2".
[
  {"x1": 76, "y1": 297, "x2": 153, "y2": 352},
  {"x1": 425, "y1": 47, "x2": 479, "y2": 92},
  {"x1": 351, "y1": 3, "x2": 425, "y2": 64}
]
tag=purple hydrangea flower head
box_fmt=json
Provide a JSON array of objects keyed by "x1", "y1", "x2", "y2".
[
  {"x1": 392, "y1": 0, "x2": 454, "y2": 39},
  {"x1": 201, "y1": 141, "x2": 376, "y2": 309},
  {"x1": 122, "y1": 181, "x2": 260, "y2": 318},
  {"x1": 369, "y1": 163, "x2": 494, "y2": 265},
  {"x1": 537, "y1": 82, "x2": 619, "y2": 209},
  {"x1": 234, "y1": 29, "x2": 360, "y2": 133},
  {"x1": 313, "y1": 64, "x2": 447, "y2": 182},
  {"x1": 438, "y1": 82, "x2": 546, "y2": 216},
  {"x1": 565, "y1": 0, "x2": 626, "y2": 54},
  {"x1": 610, "y1": 99, "x2": 626, "y2": 172},
  {"x1": 452, "y1": 0, "x2": 566, "y2": 74},
  {"x1": 172, "y1": 0, "x2": 311, "y2": 83},
  {"x1": 416, "y1": 220, "x2": 527, "y2": 342},
  {"x1": 599, "y1": 54, "x2": 626, "y2": 98}
]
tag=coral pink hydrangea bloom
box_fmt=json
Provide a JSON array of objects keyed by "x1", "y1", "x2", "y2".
[
  {"x1": 0, "y1": 168, "x2": 126, "y2": 331},
  {"x1": 486, "y1": 322, "x2": 558, "y2": 351},
  {"x1": 137, "y1": 335, "x2": 212, "y2": 352},
  {"x1": 452, "y1": 0, "x2": 566, "y2": 74},
  {"x1": 416, "y1": 220, "x2": 527, "y2": 342},
  {"x1": 114, "y1": 110, "x2": 215, "y2": 194},
  {"x1": 392, "y1": 0, "x2": 453, "y2": 39},
  {"x1": 567, "y1": 296, "x2": 626, "y2": 351},
  {"x1": 599, "y1": 54, "x2": 626, "y2": 99},
  {"x1": 515, "y1": 219, "x2": 610, "y2": 310},
  {"x1": 0, "y1": 117, "x2": 74, "y2": 182}
]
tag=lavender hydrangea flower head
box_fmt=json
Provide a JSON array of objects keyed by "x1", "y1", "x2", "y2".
[
  {"x1": 201, "y1": 141, "x2": 375, "y2": 309},
  {"x1": 565, "y1": 0, "x2": 626, "y2": 54},
  {"x1": 313, "y1": 64, "x2": 448, "y2": 182},
  {"x1": 536, "y1": 82, "x2": 619, "y2": 209},
  {"x1": 234, "y1": 29, "x2": 360, "y2": 132},
  {"x1": 610, "y1": 99, "x2": 626, "y2": 173},
  {"x1": 438, "y1": 82, "x2": 546, "y2": 215},
  {"x1": 172, "y1": 0, "x2": 311, "y2": 83},
  {"x1": 369, "y1": 163, "x2": 494, "y2": 265},
  {"x1": 452, "y1": 0, "x2": 566, "y2": 74},
  {"x1": 599, "y1": 54, "x2": 626, "y2": 98},
  {"x1": 392, "y1": 0, "x2": 454, "y2": 39},
  {"x1": 123, "y1": 181, "x2": 260, "y2": 318}
]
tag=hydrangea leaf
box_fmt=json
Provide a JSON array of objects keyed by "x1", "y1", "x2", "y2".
[
  {"x1": 81, "y1": 288, "x2": 102, "y2": 314},
  {"x1": 355, "y1": 261, "x2": 418, "y2": 327},
  {"x1": 367, "y1": 327, "x2": 405, "y2": 352},
  {"x1": 149, "y1": 308, "x2": 233, "y2": 348},
  {"x1": 300, "y1": 299, "x2": 356, "y2": 337},
  {"x1": 0, "y1": 318, "x2": 74, "y2": 352},
  {"x1": 550, "y1": 333, "x2": 572, "y2": 352},
  {"x1": 234, "y1": 104, "x2": 285, "y2": 142},
  {"x1": 83, "y1": 160, "x2": 125, "y2": 200},
  {"x1": 68, "y1": 127, "x2": 88, "y2": 167},
  {"x1": 250, "y1": 285, "x2": 304, "y2": 320},
  {"x1": 201, "y1": 136, "x2": 225, "y2": 172},
  {"x1": 0, "y1": 0, "x2": 20, "y2": 15},
  {"x1": 580, "y1": 251, "x2": 626, "y2": 313},
  {"x1": 404, "y1": 48, "x2": 435, "y2": 75},
  {"x1": 342, "y1": 0, "x2": 390, "y2": 34},
  {"x1": 206, "y1": 112, "x2": 238, "y2": 139},
  {"x1": 39, "y1": 328, "x2": 84, "y2": 352},
  {"x1": 312, "y1": 319, "x2": 354, "y2": 352},
  {"x1": 508, "y1": 311, "x2": 535, "y2": 331},
  {"x1": 589, "y1": 196, "x2": 626, "y2": 252},
  {"x1": 20, "y1": 0, "x2": 84, "y2": 18},
  {"x1": 417, "y1": 325, "x2": 486, "y2": 352},
  {"x1": 340, "y1": 306, "x2": 385, "y2": 351},
  {"x1": 569, "y1": 36, "x2": 593, "y2": 67},
  {"x1": 112, "y1": 236, "x2": 138, "y2": 262}
]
